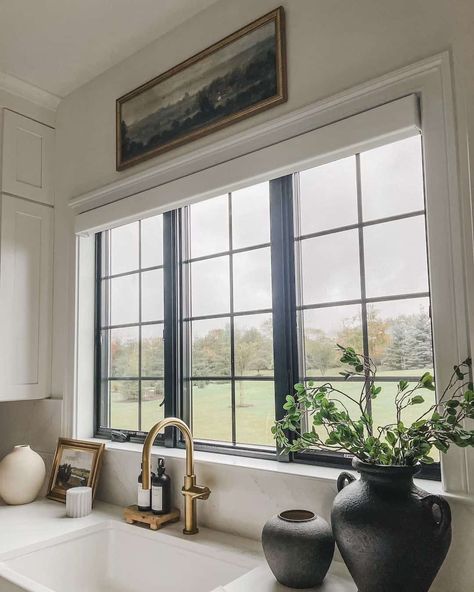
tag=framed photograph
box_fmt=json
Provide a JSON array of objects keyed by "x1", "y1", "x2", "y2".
[
  {"x1": 116, "y1": 6, "x2": 287, "y2": 170},
  {"x1": 47, "y1": 438, "x2": 105, "y2": 503}
]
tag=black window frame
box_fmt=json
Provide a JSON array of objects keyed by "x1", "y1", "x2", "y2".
[{"x1": 94, "y1": 164, "x2": 441, "y2": 481}]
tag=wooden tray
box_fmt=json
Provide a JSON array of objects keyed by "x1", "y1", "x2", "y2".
[{"x1": 123, "y1": 505, "x2": 180, "y2": 531}]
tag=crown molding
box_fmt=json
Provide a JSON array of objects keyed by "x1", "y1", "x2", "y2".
[{"x1": 0, "y1": 71, "x2": 61, "y2": 112}]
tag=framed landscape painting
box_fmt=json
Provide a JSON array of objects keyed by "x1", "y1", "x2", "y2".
[
  {"x1": 116, "y1": 7, "x2": 287, "y2": 170},
  {"x1": 47, "y1": 438, "x2": 105, "y2": 503}
]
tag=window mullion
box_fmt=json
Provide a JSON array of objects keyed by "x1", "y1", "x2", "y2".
[
  {"x1": 163, "y1": 210, "x2": 180, "y2": 447},
  {"x1": 228, "y1": 193, "x2": 237, "y2": 446},
  {"x1": 269, "y1": 174, "x2": 299, "y2": 462},
  {"x1": 356, "y1": 153, "x2": 372, "y2": 418}
]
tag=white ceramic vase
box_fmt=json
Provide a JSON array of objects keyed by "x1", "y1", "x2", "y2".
[{"x1": 0, "y1": 445, "x2": 46, "y2": 505}]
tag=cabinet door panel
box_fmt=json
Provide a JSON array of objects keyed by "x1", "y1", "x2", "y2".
[
  {"x1": 0, "y1": 195, "x2": 53, "y2": 400},
  {"x1": 2, "y1": 110, "x2": 54, "y2": 205}
]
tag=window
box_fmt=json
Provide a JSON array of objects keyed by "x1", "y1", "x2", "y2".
[
  {"x1": 293, "y1": 136, "x2": 435, "y2": 464},
  {"x1": 95, "y1": 134, "x2": 437, "y2": 476},
  {"x1": 182, "y1": 187, "x2": 275, "y2": 448},
  {"x1": 97, "y1": 216, "x2": 165, "y2": 435}
]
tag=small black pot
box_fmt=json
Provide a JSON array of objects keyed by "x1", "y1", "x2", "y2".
[{"x1": 262, "y1": 509, "x2": 335, "y2": 589}]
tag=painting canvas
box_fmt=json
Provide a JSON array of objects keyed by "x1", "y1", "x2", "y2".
[
  {"x1": 117, "y1": 7, "x2": 286, "y2": 170},
  {"x1": 47, "y1": 438, "x2": 104, "y2": 502}
]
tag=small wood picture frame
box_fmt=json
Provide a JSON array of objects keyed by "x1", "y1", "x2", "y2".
[{"x1": 47, "y1": 438, "x2": 105, "y2": 503}]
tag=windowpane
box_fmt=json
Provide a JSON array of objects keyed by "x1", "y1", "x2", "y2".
[
  {"x1": 361, "y1": 136, "x2": 424, "y2": 221},
  {"x1": 371, "y1": 381, "x2": 436, "y2": 441},
  {"x1": 192, "y1": 380, "x2": 232, "y2": 442},
  {"x1": 234, "y1": 314, "x2": 274, "y2": 377},
  {"x1": 300, "y1": 230, "x2": 360, "y2": 305},
  {"x1": 141, "y1": 380, "x2": 165, "y2": 431},
  {"x1": 141, "y1": 269, "x2": 164, "y2": 322},
  {"x1": 303, "y1": 305, "x2": 362, "y2": 377},
  {"x1": 235, "y1": 381, "x2": 275, "y2": 447},
  {"x1": 233, "y1": 248, "x2": 272, "y2": 312},
  {"x1": 141, "y1": 215, "x2": 163, "y2": 268},
  {"x1": 232, "y1": 183, "x2": 270, "y2": 249},
  {"x1": 191, "y1": 318, "x2": 231, "y2": 377},
  {"x1": 364, "y1": 216, "x2": 429, "y2": 298},
  {"x1": 141, "y1": 324, "x2": 164, "y2": 377},
  {"x1": 298, "y1": 156, "x2": 358, "y2": 235},
  {"x1": 108, "y1": 275, "x2": 139, "y2": 326},
  {"x1": 110, "y1": 381, "x2": 139, "y2": 430},
  {"x1": 190, "y1": 256, "x2": 230, "y2": 316},
  {"x1": 109, "y1": 327, "x2": 139, "y2": 377},
  {"x1": 110, "y1": 222, "x2": 139, "y2": 275},
  {"x1": 190, "y1": 195, "x2": 229, "y2": 258},
  {"x1": 366, "y1": 299, "x2": 433, "y2": 375}
]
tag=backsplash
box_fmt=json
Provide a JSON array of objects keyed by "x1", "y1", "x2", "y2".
[
  {"x1": 96, "y1": 446, "x2": 337, "y2": 540},
  {"x1": 0, "y1": 399, "x2": 62, "y2": 497},
  {"x1": 95, "y1": 444, "x2": 474, "y2": 592}
]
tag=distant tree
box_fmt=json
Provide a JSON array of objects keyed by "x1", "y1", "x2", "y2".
[
  {"x1": 192, "y1": 326, "x2": 231, "y2": 378},
  {"x1": 407, "y1": 311, "x2": 433, "y2": 369},
  {"x1": 305, "y1": 329, "x2": 337, "y2": 375},
  {"x1": 382, "y1": 311, "x2": 432, "y2": 371},
  {"x1": 382, "y1": 317, "x2": 412, "y2": 370}
]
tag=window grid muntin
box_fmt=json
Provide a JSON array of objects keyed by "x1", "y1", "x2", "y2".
[{"x1": 184, "y1": 191, "x2": 275, "y2": 448}]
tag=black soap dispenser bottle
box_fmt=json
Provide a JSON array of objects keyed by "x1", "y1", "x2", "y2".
[{"x1": 152, "y1": 457, "x2": 171, "y2": 515}]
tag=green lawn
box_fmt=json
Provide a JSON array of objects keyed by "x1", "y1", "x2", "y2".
[{"x1": 110, "y1": 372, "x2": 439, "y2": 460}]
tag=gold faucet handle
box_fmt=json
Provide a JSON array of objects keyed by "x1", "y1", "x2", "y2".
[{"x1": 182, "y1": 484, "x2": 211, "y2": 501}]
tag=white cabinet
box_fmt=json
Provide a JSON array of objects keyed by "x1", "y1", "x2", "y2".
[
  {"x1": 1, "y1": 109, "x2": 54, "y2": 205},
  {"x1": 0, "y1": 194, "x2": 53, "y2": 400}
]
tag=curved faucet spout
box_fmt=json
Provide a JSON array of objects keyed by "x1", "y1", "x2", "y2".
[
  {"x1": 142, "y1": 417, "x2": 194, "y2": 489},
  {"x1": 141, "y1": 417, "x2": 210, "y2": 535}
]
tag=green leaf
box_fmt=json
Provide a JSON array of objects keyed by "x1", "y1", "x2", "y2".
[
  {"x1": 434, "y1": 441, "x2": 449, "y2": 453},
  {"x1": 386, "y1": 431, "x2": 397, "y2": 446},
  {"x1": 370, "y1": 385, "x2": 382, "y2": 399},
  {"x1": 410, "y1": 395, "x2": 425, "y2": 405}
]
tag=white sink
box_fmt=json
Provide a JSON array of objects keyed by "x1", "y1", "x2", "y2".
[{"x1": 0, "y1": 521, "x2": 258, "y2": 592}]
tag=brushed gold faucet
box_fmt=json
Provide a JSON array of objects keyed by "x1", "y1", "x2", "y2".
[{"x1": 141, "y1": 417, "x2": 210, "y2": 535}]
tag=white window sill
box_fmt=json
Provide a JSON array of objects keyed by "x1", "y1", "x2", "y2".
[{"x1": 89, "y1": 437, "x2": 473, "y2": 505}]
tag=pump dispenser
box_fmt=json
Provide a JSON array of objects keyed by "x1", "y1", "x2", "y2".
[{"x1": 151, "y1": 457, "x2": 171, "y2": 515}]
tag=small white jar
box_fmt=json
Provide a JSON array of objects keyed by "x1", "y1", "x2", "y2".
[{"x1": 66, "y1": 486, "x2": 93, "y2": 518}]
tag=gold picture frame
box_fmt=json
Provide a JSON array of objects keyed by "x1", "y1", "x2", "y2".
[
  {"x1": 116, "y1": 6, "x2": 287, "y2": 170},
  {"x1": 47, "y1": 438, "x2": 105, "y2": 503}
]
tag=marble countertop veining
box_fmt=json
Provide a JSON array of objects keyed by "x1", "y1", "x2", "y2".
[{"x1": 0, "y1": 499, "x2": 356, "y2": 591}]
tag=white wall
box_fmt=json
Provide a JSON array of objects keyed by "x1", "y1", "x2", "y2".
[{"x1": 49, "y1": 2, "x2": 474, "y2": 591}]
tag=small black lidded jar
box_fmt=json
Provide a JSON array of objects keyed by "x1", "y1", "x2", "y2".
[{"x1": 152, "y1": 457, "x2": 171, "y2": 515}]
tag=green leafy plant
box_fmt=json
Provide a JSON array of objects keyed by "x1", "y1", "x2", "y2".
[{"x1": 273, "y1": 345, "x2": 474, "y2": 465}]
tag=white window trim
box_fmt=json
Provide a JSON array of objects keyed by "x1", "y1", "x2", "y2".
[{"x1": 69, "y1": 51, "x2": 474, "y2": 496}]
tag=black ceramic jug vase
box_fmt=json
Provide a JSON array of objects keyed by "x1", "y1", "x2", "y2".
[{"x1": 332, "y1": 460, "x2": 451, "y2": 592}]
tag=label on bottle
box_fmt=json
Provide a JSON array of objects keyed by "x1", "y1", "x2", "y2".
[
  {"x1": 137, "y1": 484, "x2": 150, "y2": 509},
  {"x1": 152, "y1": 486, "x2": 163, "y2": 512}
]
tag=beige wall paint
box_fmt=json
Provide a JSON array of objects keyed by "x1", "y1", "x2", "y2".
[{"x1": 51, "y1": 2, "x2": 474, "y2": 591}]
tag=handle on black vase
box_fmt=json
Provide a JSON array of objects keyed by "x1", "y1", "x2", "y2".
[
  {"x1": 422, "y1": 494, "x2": 452, "y2": 537},
  {"x1": 337, "y1": 472, "x2": 356, "y2": 492}
]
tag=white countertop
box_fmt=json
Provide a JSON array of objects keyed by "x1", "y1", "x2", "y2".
[{"x1": 0, "y1": 499, "x2": 355, "y2": 591}]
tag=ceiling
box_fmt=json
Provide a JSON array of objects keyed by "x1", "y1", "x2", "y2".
[{"x1": 0, "y1": 0, "x2": 220, "y2": 99}]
